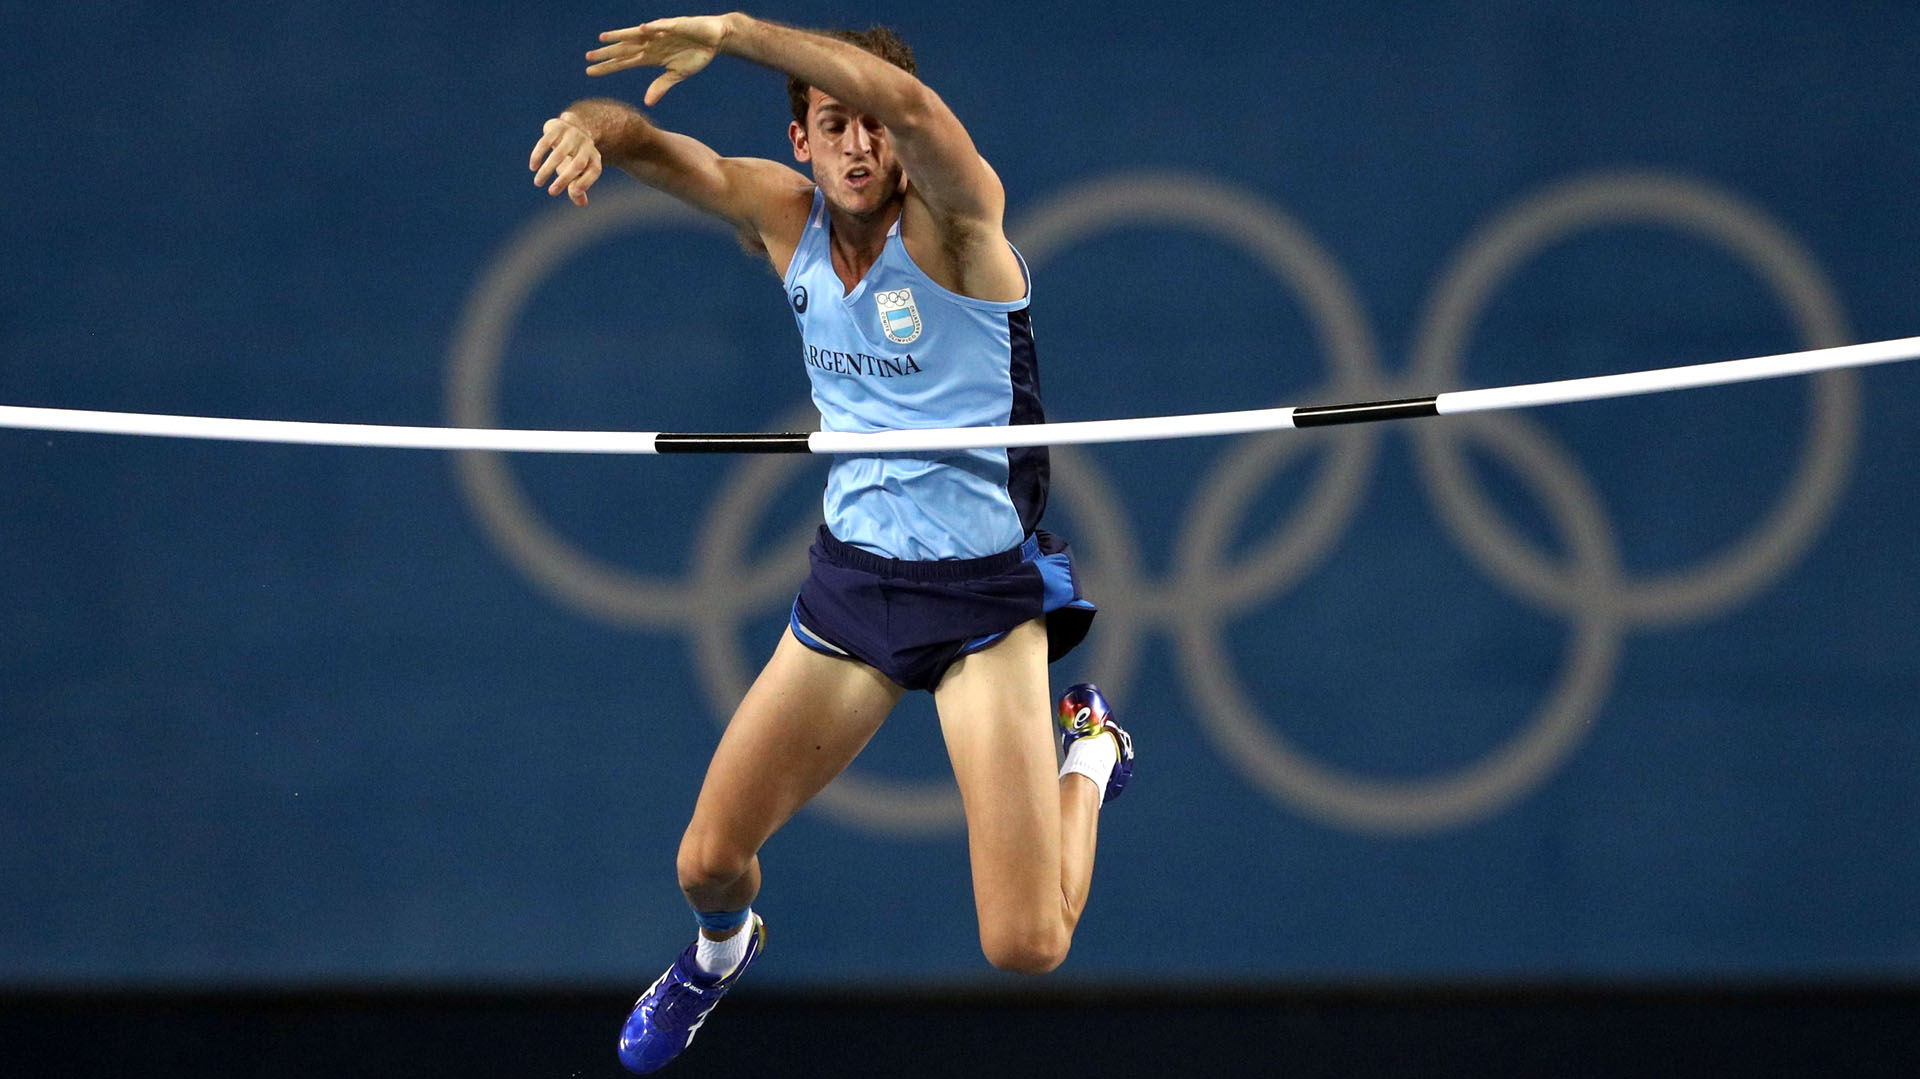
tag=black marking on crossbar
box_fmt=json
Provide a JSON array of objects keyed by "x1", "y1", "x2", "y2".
[
  {"x1": 1291, "y1": 397, "x2": 1441, "y2": 427},
  {"x1": 654, "y1": 432, "x2": 813, "y2": 453}
]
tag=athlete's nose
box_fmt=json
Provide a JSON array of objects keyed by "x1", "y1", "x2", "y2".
[{"x1": 850, "y1": 119, "x2": 874, "y2": 156}]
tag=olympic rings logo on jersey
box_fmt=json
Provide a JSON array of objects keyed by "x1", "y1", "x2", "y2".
[
  {"x1": 446, "y1": 170, "x2": 1855, "y2": 836},
  {"x1": 874, "y1": 288, "x2": 923, "y2": 344}
]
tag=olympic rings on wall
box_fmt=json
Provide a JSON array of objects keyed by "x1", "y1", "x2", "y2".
[{"x1": 447, "y1": 170, "x2": 1854, "y2": 835}]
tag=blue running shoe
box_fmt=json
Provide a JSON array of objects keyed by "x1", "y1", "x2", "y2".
[
  {"x1": 1056, "y1": 683, "x2": 1134, "y2": 803},
  {"x1": 617, "y1": 915, "x2": 765, "y2": 1074}
]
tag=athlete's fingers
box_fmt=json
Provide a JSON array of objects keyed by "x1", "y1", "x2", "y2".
[
  {"x1": 643, "y1": 70, "x2": 683, "y2": 106},
  {"x1": 584, "y1": 39, "x2": 645, "y2": 70},
  {"x1": 597, "y1": 21, "x2": 663, "y2": 45},
  {"x1": 585, "y1": 53, "x2": 643, "y2": 77},
  {"x1": 533, "y1": 146, "x2": 564, "y2": 188},
  {"x1": 533, "y1": 150, "x2": 553, "y2": 187},
  {"x1": 540, "y1": 143, "x2": 583, "y2": 190},
  {"x1": 547, "y1": 153, "x2": 582, "y2": 196},
  {"x1": 597, "y1": 23, "x2": 650, "y2": 43},
  {"x1": 567, "y1": 156, "x2": 601, "y2": 207},
  {"x1": 551, "y1": 148, "x2": 597, "y2": 198},
  {"x1": 529, "y1": 133, "x2": 554, "y2": 172},
  {"x1": 534, "y1": 118, "x2": 579, "y2": 182},
  {"x1": 558, "y1": 150, "x2": 591, "y2": 188}
]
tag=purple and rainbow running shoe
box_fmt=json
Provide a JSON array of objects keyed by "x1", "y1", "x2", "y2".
[
  {"x1": 617, "y1": 915, "x2": 766, "y2": 1074},
  {"x1": 1056, "y1": 683, "x2": 1134, "y2": 803}
]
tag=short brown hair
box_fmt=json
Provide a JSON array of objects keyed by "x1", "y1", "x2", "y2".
[{"x1": 786, "y1": 26, "x2": 917, "y2": 125}]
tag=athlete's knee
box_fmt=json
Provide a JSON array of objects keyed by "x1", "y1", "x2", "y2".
[
  {"x1": 979, "y1": 918, "x2": 1071, "y2": 975},
  {"x1": 675, "y1": 829, "x2": 753, "y2": 895}
]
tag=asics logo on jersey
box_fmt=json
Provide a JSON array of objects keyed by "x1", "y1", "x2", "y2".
[
  {"x1": 875, "y1": 288, "x2": 923, "y2": 344},
  {"x1": 791, "y1": 285, "x2": 809, "y2": 313}
]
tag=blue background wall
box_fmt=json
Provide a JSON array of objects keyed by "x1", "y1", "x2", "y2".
[{"x1": 2, "y1": 1, "x2": 1916, "y2": 988}]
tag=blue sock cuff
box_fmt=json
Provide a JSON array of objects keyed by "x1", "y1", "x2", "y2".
[{"x1": 694, "y1": 907, "x2": 750, "y2": 933}]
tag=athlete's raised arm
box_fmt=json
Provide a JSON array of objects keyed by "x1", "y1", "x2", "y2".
[
  {"x1": 585, "y1": 14, "x2": 1019, "y2": 294},
  {"x1": 529, "y1": 97, "x2": 811, "y2": 263}
]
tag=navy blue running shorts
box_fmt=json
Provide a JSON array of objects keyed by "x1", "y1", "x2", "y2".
[{"x1": 789, "y1": 525, "x2": 1098, "y2": 692}]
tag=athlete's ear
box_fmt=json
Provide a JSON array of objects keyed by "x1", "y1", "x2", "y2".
[{"x1": 789, "y1": 119, "x2": 811, "y2": 164}]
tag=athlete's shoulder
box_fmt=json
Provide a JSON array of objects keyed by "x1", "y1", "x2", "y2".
[
  {"x1": 763, "y1": 180, "x2": 823, "y2": 277},
  {"x1": 897, "y1": 184, "x2": 1023, "y2": 302}
]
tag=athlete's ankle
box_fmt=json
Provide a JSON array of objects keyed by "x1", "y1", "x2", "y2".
[
  {"x1": 692, "y1": 908, "x2": 756, "y2": 976},
  {"x1": 1059, "y1": 731, "x2": 1119, "y2": 804}
]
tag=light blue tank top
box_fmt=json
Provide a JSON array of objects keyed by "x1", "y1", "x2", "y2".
[{"x1": 782, "y1": 189, "x2": 1048, "y2": 561}]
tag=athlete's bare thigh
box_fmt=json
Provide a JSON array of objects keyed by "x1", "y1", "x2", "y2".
[
  {"x1": 932, "y1": 619, "x2": 1068, "y2": 966},
  {"x1": 681, "y1": 628, "x2": 904, "y2": 869}
]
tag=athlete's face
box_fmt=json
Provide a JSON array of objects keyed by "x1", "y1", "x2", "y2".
[{"x1": 789, "y1": 89, "x2": 904, "y2": 217}]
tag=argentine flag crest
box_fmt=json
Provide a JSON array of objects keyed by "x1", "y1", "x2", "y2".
[{"x1": 875, "y1": 288, "x2": 923, "y2": 345}]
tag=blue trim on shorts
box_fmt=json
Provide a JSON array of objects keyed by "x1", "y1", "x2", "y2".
[
  {"x1": 959, "y1": 630, "x2": 1011, "y2": 655},
  {"x1": 1036, "y1": 548, "x2": 1078, "y2": 611},
  {"x1": 790, "y1": 601, "x2": 849, "y2": 656}
]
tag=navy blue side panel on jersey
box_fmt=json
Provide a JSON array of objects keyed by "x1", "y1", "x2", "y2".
[{"x1": 1005, "y1": 307, "x2": 1049, "y2": 535}]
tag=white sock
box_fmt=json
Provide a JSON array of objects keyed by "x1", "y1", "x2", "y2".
[
  {"x1": 693, "y1": 913, "x2": 754, "y2": 977},
  {"x1": 1060, "y1": 732, "x2": 1120, "y2": 804}
]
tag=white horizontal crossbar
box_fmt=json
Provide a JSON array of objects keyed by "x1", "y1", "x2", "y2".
[{"x1": 1, "y1": 335, "x2": 1915, "y2": 455}]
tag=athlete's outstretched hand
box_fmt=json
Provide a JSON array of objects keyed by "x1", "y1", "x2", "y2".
[
  {"x1": 585, "y1": 16, "x2": 730, "y2": 106},
  {"x1": 529, "y1": 111, "x2": 603, "y2": 207}
]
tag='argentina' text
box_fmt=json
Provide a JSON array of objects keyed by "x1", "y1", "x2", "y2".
[{"x1": 805, "y1": 344, "x2": 924, "y2": 378}]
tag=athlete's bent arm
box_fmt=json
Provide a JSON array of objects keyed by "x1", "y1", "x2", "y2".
[
  {"x1": 586, "y1": 14, "x2": 1017, "y2": 280},
  {"x1": 717, "y1": 16, "x2": 1001, "y2": 224},
  {"x1": 529, "y1": 97, "x2": 810, "y2": 260}
]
